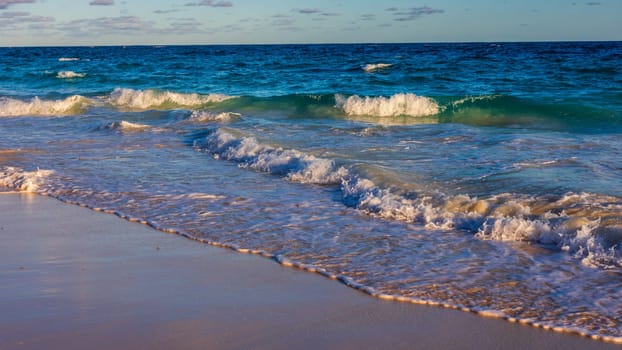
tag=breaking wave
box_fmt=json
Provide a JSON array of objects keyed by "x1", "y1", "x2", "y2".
[
  {"x1": 342, "y1": 179, "x2": 622, "y2": 269},
  {"x1": 58, "y1": 57, "x2": 80, "y2": 61},
  {"x1": 335, "y1": 93, "x2": 440, "y2": 117},
  {"x1": 0, "y1": 95, "x2": 89, "y2": 117},
  {"x1": 193, "y1": 128, "x2": 622, "y2": 269},
  {"x1": 109, "y1": 88, "x2": 235, "y2": 110},
  {"x1": 194, "y1": 128, "x2": 347, "y2": 185}
]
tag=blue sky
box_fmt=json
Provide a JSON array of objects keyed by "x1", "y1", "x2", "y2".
[{"x1": 1, "y1": 0, "x2": 620, "y2": 46}]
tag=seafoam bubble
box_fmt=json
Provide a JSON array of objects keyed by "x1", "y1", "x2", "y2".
[
  {"x1": 0, "y1": 95, "x2": 89, "y2": 117},
  {"x1": 335, "y1": 93, "x2": 440, "y2": 117}
]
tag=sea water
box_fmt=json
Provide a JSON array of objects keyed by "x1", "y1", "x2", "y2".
[{"x1": 1, "y1": 42, "x2": 621, "y2": 341}]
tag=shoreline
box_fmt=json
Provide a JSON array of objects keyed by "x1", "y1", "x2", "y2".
[{"x1": 0, "y1": 193, "x2": 617, "y2": 350}]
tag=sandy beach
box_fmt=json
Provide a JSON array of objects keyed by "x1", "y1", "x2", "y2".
[{"x1": 0, "y1": 193, "x2": 616, "y2": 350}]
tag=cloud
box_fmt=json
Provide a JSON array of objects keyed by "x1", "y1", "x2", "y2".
[
  {"x1": 0, "y1": 10, "x2": 53, "y2": 31},
  {"x1": 385, "y1": 7, "x2": 398, "y2": 12},
  {"x1": 154, "y1": 9, "x2": 181, "y2": 14},
  {"x1": 0, "y1": 10, "x2": 28, "y2": 17},
  {"x1": 293, "y1": 8, "x2": 339, "y2": 16},
  {"x1": 89, "y1": 0, "x2": 114, "y2": 5},
  {"x1": 163, "y1": 17, "x2": 205, "y2": 33},
  {"x1": 392, "y1": 6, "x2": 444, "y2": 21},
  {"x1": 0, "y1": 0, "x2": 35, "y2": 9},
  {"x1": 361, "y1": 14, "x2": 375, "y2": 21},
  {"x1": 59, "y1": 16, "x2": 154, "y2": 36},
  {"x1": 185, "y1": 0, "x2": 233, "y2": 7}
]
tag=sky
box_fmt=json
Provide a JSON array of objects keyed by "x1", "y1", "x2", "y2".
[{"x1": 1, "y1": 0, "x2": 620, "y2": 46}]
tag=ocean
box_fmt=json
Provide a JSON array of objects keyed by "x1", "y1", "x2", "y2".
[{"x1": 1, "y1": 42, "x2": 621, "y2": 342}]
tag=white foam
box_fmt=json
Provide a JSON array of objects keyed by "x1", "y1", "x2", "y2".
[
  {"x1": 363, "y1": 63, "x2": 393, "y2": 72},
  {"x1": 0, "y1": 166, "x2": 53, "y2": 192},
  {"x1": 0, "y1": 95, "x2": 89, "y2": 117},
  {"x1": 342, "y1": 176, "x2": 622, "y2": 268},
  {"x1": 102, "y1": 120, "x2": 152, "y2": 132},
  {"x1": 335, "y1": 93, "x2": 440, "y2": 117},
  {"x1": 109, "y1": 88, "x2": 234, "y2": 110},
  {"x1": 58, "y1": 57, "x2": 80, "y2": 61},
  {"x1": 189, "y1": 110, "x2": 241, "y2": 123},
  {"x1": 56, "y1": 71, "x2": 86, "y2": 79},
  {"x1": 196, "y1": 129, "x2": 348, "y2": 185}
]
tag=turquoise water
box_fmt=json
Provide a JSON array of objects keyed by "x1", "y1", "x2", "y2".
[{"x1": 1, "y1": 42, "x2": 621, "y2": 341}]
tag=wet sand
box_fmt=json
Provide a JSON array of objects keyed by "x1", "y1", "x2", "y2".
[{"x1": 0, "y1": 193, "x2": 616, "y2": 350}]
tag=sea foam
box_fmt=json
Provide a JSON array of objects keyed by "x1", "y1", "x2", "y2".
[
  {"x1": 335, "y1": 93, "x2": 440, "y2": 117},
  {"x1": 98, "y1": 120, "x2": 153, "y2": 133},
  {"x1": 363, "y1": 63, "x2": 393, "y2": 72},
  {"x1": 0, "y1": 166, "x2": 53, "y2": 192},
  {"x1": 109, "y1": 88, "x2": 234, "y2": 110},
  {"x1": 195, "y1": 128, "x2": 347, "y2": 185},
  {"x1": 0, "y1": 95, "x2": 89, "y2": 117},
  {"x1": 56, "y1": 71, "x2": 86, "y2": 79},
  {"x1": 189, "y1": 110, "x2": 241, "y2": 123}
]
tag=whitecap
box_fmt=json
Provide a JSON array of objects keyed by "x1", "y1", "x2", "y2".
[
  {"x1": 335, "y1": 93, "x2": 440, "y2": 117},
  {"x1": 58, "y1": 57, "x2": 80, "y2": 61},
  {"x1": 100, "y1": 120, "x2": 152, "y2": 132},
  {"x1": 0, "y1": 95, "x2": 89, "y2": 117},
  {"x1": 195, "y1": 128, "x2": 348, "y2": 185},
  {"x1": 56, "y1": 71, "x2": 86, "y2": 79},
  {"x1": 189, "y1": 110, "x2": 241, "y2": 123},
  {"x1": 363, "y1": 63, "x2": 393, "y2": 72},
  {"x1": 109, "y1": 88, "x2": 234, "y2": 110}
]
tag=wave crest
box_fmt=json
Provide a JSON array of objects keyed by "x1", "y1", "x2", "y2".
[
  {"x1": 335, "y1": 93, "x2": 440, "y2": 117},
  {"x1": 109, "y1": 88, "x2": 234, "y2": 110},
  {"x1": 0, "y1": 95, "x2": 89, "y2": 117},
  {"x1": 195, "y1": 129, "x2": 347, "y2": 185}
]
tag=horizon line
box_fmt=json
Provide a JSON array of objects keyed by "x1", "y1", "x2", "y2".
[{"x1": 1, "y1": 39, "x2": 621, "y2": 49}]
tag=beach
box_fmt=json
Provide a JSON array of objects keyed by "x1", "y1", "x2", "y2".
[{"x1": 0, "y1": 193, "x2": 616, "y2": 350}]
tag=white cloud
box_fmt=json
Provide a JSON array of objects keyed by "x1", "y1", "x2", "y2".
[
  {"x1": 0, "y1": 0, "x2": 35, "y2": 10},
  {"x1": 89, "y1": 0, "x2": 114, "y2": 5}
]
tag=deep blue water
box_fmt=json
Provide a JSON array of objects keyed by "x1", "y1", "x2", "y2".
[{"x1": 1, "y1": 42, "x2": 622, "y2": 342}]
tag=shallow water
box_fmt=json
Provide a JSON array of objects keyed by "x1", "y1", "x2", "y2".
[{"x1": 1, "y1": 42, "x2": 621, "y2": 341}]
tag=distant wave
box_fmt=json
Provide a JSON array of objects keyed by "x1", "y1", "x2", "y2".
[
  {"x1": 109, "y1": 88, "x2": 235, "y2": 110},
  {"x1": 363, "y1": 63, "x2": 393, "y2": 72},
  {"x1": 0, "y1": 95, "x2": 89, "y2": 117},
  {"x1": 56, "y1": 71, "x2": 86, "y2": 79},
  {"x1": 195, "y1": 127, "x2": 622, "y2": 269},
  {"x1": 0, "y1": 166, "x2": 54, "y2": 193},
  {"x1": 335, "y1": 93, "x2": 440, "y2": 117},
  {"x1": 58, "y1": 57, "x2": 80, "y2": 61}
]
